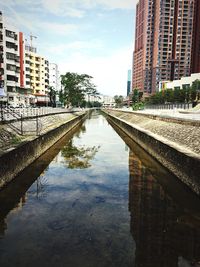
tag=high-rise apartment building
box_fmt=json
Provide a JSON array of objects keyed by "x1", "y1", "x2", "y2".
[
  {"x1": 132, "y1": 0, "x2": 196, "y2": 95},
  {"x1": 191, "y1": 0, "x2": 200, "y2": 74},
  {"x1": 0, "y1": 11, "x2": 58, "y2": 107},
  {"x1": 127, "y1": 69, "x2": 132, "y2": 96},
  {"x1": 0, "y1": 11, "x2": 21, "y2": 104},
  {"x1": 132, "y1": 0, "x2": 146, "y2": 93},
  {"x1": 25, "y1": 44, "x2": 49, "y2": 105},
  {"x1": 0, "y1": 12, "x2": 5, "y2": 99}
]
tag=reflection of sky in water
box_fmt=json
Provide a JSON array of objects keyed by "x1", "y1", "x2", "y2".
[
  {"x1": 1, "y1": 112, "x2": 199, "y2": 267},
  {"x1": 0, "y1": 113, "x2": 135, "y2": 267}
]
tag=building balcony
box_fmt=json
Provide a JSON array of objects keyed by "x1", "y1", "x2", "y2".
[
  {"x1": 5, "y1": 47, "x2": 16, "y2": 54},
  {"x1": 6, "y1": 80, "x2": 19, "y2": 87},
  {"x1": 6, "y1": 69, "x2": 16, "y2": 76}
]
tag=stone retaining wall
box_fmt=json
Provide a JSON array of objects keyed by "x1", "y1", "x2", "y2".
[
  {"x1": 0, "y1": 112, "x2": 87, "y2": 189},
  {"x1": 103, "y1": 110, "x2": 200, "y2": 195}
]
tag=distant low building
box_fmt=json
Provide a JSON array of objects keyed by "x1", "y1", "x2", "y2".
[
  {"x1": 98, "y1": 95, "x2": 115, "y2": 107},
  {"x1": 159, "y1": 73, "x2": 200, "y2": 91}
]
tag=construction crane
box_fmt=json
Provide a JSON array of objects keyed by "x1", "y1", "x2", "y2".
[{"x1": 30, "y1": 33, "x2": 37, "y2": 52}]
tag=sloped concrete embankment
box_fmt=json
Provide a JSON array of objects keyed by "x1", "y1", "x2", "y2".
[
  {"x1": 103, "y1": 110, "x2": 200, "y2": 195},
  {"x1": 0, "y1": 112, "x2": 87, "y2": 189}
]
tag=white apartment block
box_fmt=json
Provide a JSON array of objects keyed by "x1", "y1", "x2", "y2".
[
  {"x1": 0, "y1": 11, "x2": 52, "y2": 107},
  {"x1": 84, "y1": 93, "x2": 100, "y2": 103},
  {"x1": 98, "y1": 95, "x2": 115, "y2": 107},
  {"x1": 49, "y1": 63, "x2": 60, "y2": 92},
  {"x1": 0, "y1": 11, "x2": 20, "y2": 105}
]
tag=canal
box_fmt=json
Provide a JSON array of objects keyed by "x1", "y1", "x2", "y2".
[{"x1": 0, "y1": 111, "x2": 200, "y2": 267}]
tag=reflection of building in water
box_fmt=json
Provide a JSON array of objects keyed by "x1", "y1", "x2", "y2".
[
  {"x1": 0, "y1": 194, "x2": 27, "y2": 236},
  {"x1": 129, "y1": 150, "x2": 200, "y2": 267},
  {"x1": 11, "y1": 194, "x2": 27, "y2": 214}
]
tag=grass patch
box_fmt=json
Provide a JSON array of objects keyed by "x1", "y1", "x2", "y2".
[{"x1": 11, "y1": 136, "x2": 22, "y2": 145}]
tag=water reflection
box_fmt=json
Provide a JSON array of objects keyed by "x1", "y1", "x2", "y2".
[
  {"x1": 106, "y1": 118, "x2": 200, "y2": 267},
  {"x1": 128, "y1": 149, "x2": 200, "y2": 267},
  {"x1": 61, "y1": 140, "x2": 100, "y2": 169},
  {"x1": 0, "y1": 114, "x2": 134, "y2": 267},
  {"x1": 0, "y1": 113, "x2": 200, "y2": 267},
  {"x1": 0, "y1": 123, "x2": 84, "y2": 237}
]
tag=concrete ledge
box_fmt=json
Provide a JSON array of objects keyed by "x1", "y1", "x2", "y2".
[
  {"x1": 0, "y1": 112, "x2": 87, "y2": 189},
  {"x1": 111, "y1": 109, "x2": 200, "y2": 126},
  {"x1": 103, "y1": 110, "x2": 200, "y2": 195},
  {"x1": 0, "y1": 110, "x2": 82, "y2": 125}
]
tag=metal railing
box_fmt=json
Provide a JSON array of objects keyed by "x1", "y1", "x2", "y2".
[
  {"x1": 0, "y1": 105, "x2": 73, "y2": 136},
  {"x1": 0, "y1": 105, "x2": 39, "y2": 135},
  {"x1": 0, "y1": 106, "x2": 72, "y2": 122},
  {"x1": 0, "y1": 105, "x2": 84, "y2": 136},
  {"x1": 145, "y1": 102, "x2": 193, "y2": 110}
]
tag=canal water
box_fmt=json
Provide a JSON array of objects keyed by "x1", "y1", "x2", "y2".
[{"x1": 0, "y1": 111, "x2": 200, "y2": 267}]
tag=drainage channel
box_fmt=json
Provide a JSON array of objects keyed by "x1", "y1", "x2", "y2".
[{"x1": 0, "y1": 111, "x2": 199, "y2": 267}]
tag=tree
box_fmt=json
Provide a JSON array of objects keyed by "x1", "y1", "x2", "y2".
[
  {"x1": 85, "y1": 86, "x2": 100, "y2": 107},
  {"x1": 114, "y1": 95, "x2": 124, "y2": 107},
  {"x1": 132, "y1": 89, "x2": 139, "y2": 104},
  {"x1": 48, "y1": 86, "x2": 57, "y2": 107},
  {"x1": 132, "y1": 89, "x2": 143, "y2": 104},
  {"x1": 190, "y1": 79, "x2": 200, "y2": 103},
  {"x1": 60, "y1": 72, "x2": 97, "y2": 107}
]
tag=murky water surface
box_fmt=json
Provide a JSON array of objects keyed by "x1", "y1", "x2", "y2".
[{"x1": 0, "y1": 111, "x2": 200, "y2": 267}]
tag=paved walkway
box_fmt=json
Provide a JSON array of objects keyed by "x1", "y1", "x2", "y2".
[{"x1": 120, "y1": 107, "x2": 200, "y2": 121}]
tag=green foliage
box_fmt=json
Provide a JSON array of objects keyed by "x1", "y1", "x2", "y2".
[
  {"x1": 60, "y1": 72, "x2": 98, "y2": 107},
  {"x1": 48, "y1": 86, "x2": 57, "y2": 107},
  {"x1": 61, "y1": 140, "x2": 100, "y2": 169},
  {"x1": 11, "y1": 136, "x2": 21, "y2": 145},
  {"x1": 132, "y1": 102, "x2": 145, "y2": 111},
  {"x1": 114, "y1": 95, "x2": 124, "y2": 107},
  {"x1": 132, "y1": 88, "x2": 143, "y2": 104},
  {"x1": 146, "y1": 80, "x2": 200, "y2": 105}
]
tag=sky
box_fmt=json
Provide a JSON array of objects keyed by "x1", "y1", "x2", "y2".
[{"x1": 1, "y1": 0, "x2": 137, "y2": 96}]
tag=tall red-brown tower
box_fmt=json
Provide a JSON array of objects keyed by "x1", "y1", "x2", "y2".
[
  {"x1": 191, "y1": 0, "x2": 200, "y2": 74},
  {"x1": 132, "y1": 0, "x2": 147, "y2": 94},
  {"x1": 132, "y1": 0, "x2": 196, "y2": 95}
]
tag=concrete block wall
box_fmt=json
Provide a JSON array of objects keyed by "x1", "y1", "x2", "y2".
[
  {"x1": 0, "y1": 113, "x2": 86, "y2": 189},
  {"x1": 104, "y1": 111, "x2": 200, "y2": 195}
]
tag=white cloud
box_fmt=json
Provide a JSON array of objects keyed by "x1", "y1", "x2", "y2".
[
  {"x1": 40, "y1": 0, "x2": 136, "y2": 14},
  {"x1": 39, "y1": 22, "x2": 78, "y2": 35},
  {"x1": 92, "y1": 0, "x2": 137, "y2": 9},
  {"x1": 3, "y1": 7, "x2": 79, "y2": 37},
  {"x1": 58, "y1": 46, "x2": 132, "y2": 96},
  {"x1": 41, "y1": 0, "x2": 85, "y2": 18},
  {"x1": 2, "y1": 0, "x2": 137, "y2": 19},
  {"x1": 41, "y1": 40, "x2": 104, "y2": 56},
  {"x1": 1, "y1": 0, "x2": 135, "y2": 97}
]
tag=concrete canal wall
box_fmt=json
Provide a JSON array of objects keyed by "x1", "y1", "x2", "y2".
[
  {"x1": 103, "y1": 109, "x2": 200, "y2": 195},
  {"x1": 0, "y1": 111, "x2": 87, "y2": 189}
]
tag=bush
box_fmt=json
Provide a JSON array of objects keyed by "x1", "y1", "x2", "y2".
[{"x1": 132, "y1": 102, "x2": 145, "y2": 111}]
